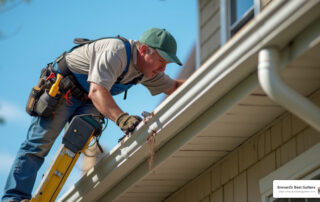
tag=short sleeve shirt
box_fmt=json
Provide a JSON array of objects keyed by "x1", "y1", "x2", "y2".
[{"x1": 65, "y1": 38, "x2": 174, "y2": 95}]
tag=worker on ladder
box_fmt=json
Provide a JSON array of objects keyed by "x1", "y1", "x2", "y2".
[{"x1": 1, "y1": 27, "x2": 184, "y2": 202}]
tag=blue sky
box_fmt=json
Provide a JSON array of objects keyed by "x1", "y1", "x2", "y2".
[{"x1": 0, "y1": 0, "x2": 197, "y2": 198}]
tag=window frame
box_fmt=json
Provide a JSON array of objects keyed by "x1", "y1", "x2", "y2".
[
  {"x1": 259, "y1": 143, "x2": 320, "y2": 202},
  {"x1": 230, "y1": 3, "x2": 254, "y2": 36},
  {"x1": 269, "y1": 169, "x2": 320, "y2": 202},
  {"x1": 219, "y1": 0, "x2": 260, "y2": 45}
]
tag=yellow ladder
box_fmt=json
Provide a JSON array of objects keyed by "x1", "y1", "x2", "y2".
[{"x1": 31, "y1": 115, "x2": 101, "y2": 202}]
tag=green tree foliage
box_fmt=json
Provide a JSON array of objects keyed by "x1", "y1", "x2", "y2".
[
  {"x1": 0, "y1": 105, "x2": 4, "y2": 125},
  {"x1": 0, "y1": 106, "x2": 4, "y2": 126},
  {"x1": 0, "y1": 0, "x2": 30, "y2": 13},
  {"x1": 0, "y1": 117, "x2": 4, "y2": 125},
  {"x1": 0, "y1": 0, "x2": 30, "y2": 5},
  {"x1": 0, "y1": 0, "x2": 30, "y2": 124}
]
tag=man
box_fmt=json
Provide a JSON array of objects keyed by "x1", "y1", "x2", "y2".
[{"x1": 2, "y1": 28, "x2": 184, "y2": 202}]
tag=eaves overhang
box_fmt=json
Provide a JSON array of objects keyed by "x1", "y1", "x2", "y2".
[{"x1": 59, "y1": 1, "x2": 320, "y2": 201}]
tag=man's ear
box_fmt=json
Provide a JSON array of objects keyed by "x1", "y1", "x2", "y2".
[{"x1": 139, "y1": 44, "x2": 148, "y2": 55}]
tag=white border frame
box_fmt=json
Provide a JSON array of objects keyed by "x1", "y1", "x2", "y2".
[{"x1": 259, "y1": 143, "x2": 320, "y2": 202}]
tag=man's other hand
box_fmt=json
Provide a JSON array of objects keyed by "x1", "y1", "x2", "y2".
[{"x1": 116, "y1": 112, "x2": 142, "y2": 134}]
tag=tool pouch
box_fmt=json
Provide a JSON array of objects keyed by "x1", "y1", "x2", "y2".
[
  {"x1": 26, "y1": 86, "x2": 44, "y2": 116},
  {"x1": 34, "y1": 90, "x2": 61, "y2": 118},
  {"x1": 25, "y1": 58, "x2": 88, "y2": 117},
  {"x1": 25, "y1": 63, "x2": 61, "y2": 117}
]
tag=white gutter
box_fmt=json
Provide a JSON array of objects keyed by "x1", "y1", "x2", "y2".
[
  {"x1": 258, "y1": 48, "x2": 320, "y2": 132},
  {"x1": 59, "y1": 0, "x2": 320, "y2": 201}
]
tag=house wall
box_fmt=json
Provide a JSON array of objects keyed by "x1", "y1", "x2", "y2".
[
  {"x1": 164, "y1": 89, "x2": 320, "y2": 202},
  {"x1": 198, "y1": 0, "x2": 221, "y2": 65},
  {"x1": 197, "y1": 0, "x2": 275, "y2": 66},
  {"x1": 261, "y1": 0, "x2": 273, "y2": 8},
  {"x1": 166, "y1": 1, "x2": 320, "y2": 201}
]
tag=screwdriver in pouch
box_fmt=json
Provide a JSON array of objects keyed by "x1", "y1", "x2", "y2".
[{"x1": 49, "y1": 74, "x2": 63, "y2": 97}]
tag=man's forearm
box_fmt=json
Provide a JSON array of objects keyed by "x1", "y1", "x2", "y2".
[
  {"x1": 164, "y1": 79, "x2": 185, "y2": 95},
  {"x1": 175, "y1": 80, "x2": 185, "y2": 89},
  {"x1": 88, "y1": 82, "x2": 123, "y2": 122}
]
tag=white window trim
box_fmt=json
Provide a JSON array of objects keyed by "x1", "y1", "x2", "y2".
[
  {"x1": 219, "y1": 0, "x2": 260, "y2": 45},
  {"x1": 196, "y1": 0, "x2": 201, "y2": 69},
  {"x1": 219, "y1": 0, "x2": 230, "y2": 45},
  {"x1": 259, "y1": 143, "x2": 320, "y2": 202},
  {"x1": 254, "y1": 0, "x2": 260, "y2": 16}
]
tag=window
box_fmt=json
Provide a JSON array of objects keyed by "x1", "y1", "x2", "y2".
[
  {"x1": 230, "y1": 0, "x2": 254, "y2": 36},
  {"x1": 220, "y1": 0, "x2": 259, "y2": 44},
  {"x1": 268, "y1": 172, "x2": 320, "y2": 202},
  {"x1": 271, "y1": 198, "x2": 320, "y2": 202},
  {"x1": 259, "y1": 143, "x2": 320, "y2": 202}
]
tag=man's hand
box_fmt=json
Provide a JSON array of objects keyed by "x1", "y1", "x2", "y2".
[{"x1": 116, "y1": 112, "x2": 142, "y2": 134}]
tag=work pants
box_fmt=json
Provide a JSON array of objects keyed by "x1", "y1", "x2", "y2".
[{"x1": 1, "y1": 96, "x2": 100, "y2": 202}]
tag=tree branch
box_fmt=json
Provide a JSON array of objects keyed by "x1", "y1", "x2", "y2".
[{"x1": 0, "y1": 0, "x2": 25, "y2": 13}]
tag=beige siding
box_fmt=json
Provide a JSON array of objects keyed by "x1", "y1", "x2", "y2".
[
  {"x1": 165, "y1": 89, "x2": 320, "y2": 202},
  {"x1": 239, "y1": 135, "x2": 258, "y2": 172},
  {"x1": 197, "y1": 0, "x2": 278, "y2": 66},
  {"x1": 261, "y1": 0, "x2": 273, "y2": 8},
  {"x1": 221, "y1": 151, "x2": 238, "y2": 185},
  {"x1": 223, "y1": 180, "x2": 233, "y2": 202},
  {"x1": 247, "y1": 152, "x2": 276, "y2": 202},
  {"x1": 198, "y1": 0, "x2": 220, "y2": 65},
  {"x1": 234, "y1": 172, "x2": 247, "y2": 202},
  {"x1": 211, "y1": 163, "x2": 221, "y2": 192},
  {"x1": 211, "y1": 188, "x2": 223, "y2": 202},
  {"x1": 166, "y1": 170, "x2": 211, "y2": 202}
]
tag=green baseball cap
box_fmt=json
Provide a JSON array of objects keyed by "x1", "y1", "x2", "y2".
[{"x1": 140, "y1": 28, "x2": 182, "y2": 66}]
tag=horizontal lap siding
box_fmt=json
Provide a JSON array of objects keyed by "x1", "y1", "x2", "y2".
[{"x1": 198, "y1": 0, "x2": 221, "y2": 65}]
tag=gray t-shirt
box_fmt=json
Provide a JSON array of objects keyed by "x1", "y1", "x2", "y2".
[{"x1": 65, "y1": 38, "x2": 174, "y2": 95}]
